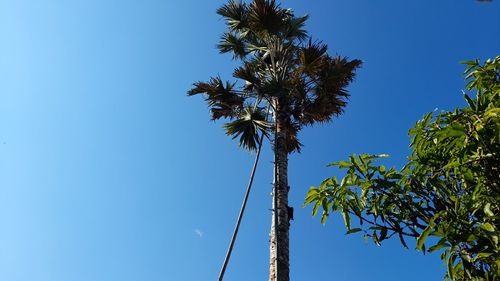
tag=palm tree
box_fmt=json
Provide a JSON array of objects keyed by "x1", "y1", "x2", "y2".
[{"x1": 188, "y1": 1, "x2": 361, "y2": 280}]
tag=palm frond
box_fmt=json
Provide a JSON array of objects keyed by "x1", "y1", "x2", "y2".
[
  {"x1": 267, "y1": 37, "x2": 295, "y2": 71},
  {"x1": 284, "y1": 14, "x2": 309, "y2": 41},
  {"x1": 294, "y1": 55, "x2": 362, "y2": 124},
  {"x1": 248, "y1": 0, "x2": 287, "y2": 36},
  {"x1": 224, "y1": 106, "x2": 271, "y2": 150},
  {"x1": 244, "y1": 31, "x2": 270, "y2": 55},
  {"x1": 260, "y1": 78, "x2": 286, "y2": 97},
  {"x1": 188, "y1": 77, "x2": 245, "y2": 120},
  {"x1": 320, "y1": 56, "x2": 362, "y2": 91},
  {"x1": 285, "y1": 121, "x2": 303, "y2": 153},
  {"x1": 300, "y1": 95, "x2": 346, "y2": 124},
  {"x1": 233, "y1": 61, "x2": 263, "y2": 91},
  {"x1": 298, "y1": 39, "x2": 328, "y2": 75},
  {"x1": 216, "y1": 0, "x2": 249, "y2": 31},
  {"x1": 218, "y1": 32, "x2": 248, "y2": 59},
  {"x1": 313, "y1": 56, "x2": 361, "y2": 100}
]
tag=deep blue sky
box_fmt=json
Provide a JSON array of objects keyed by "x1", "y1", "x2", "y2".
[{"x1": 0, "y1": 1, "x2": 498, "y2": 280}]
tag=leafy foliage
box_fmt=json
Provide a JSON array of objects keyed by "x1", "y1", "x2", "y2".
[
  {"x1": 305, "y1": 57, "x2": 500, "y2": 280},
  {"x1": 224, "y1": 106, "x2": 271, "y2": 150},
  {"x1": 188, "y1": 77, "x2": 244, "y2": 120},
  {"x1": 188, "y1": 0, "x2": 361, "y2": 152}
]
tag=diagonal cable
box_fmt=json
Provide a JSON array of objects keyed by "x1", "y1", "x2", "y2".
[{"x1": 217, "y1": 103, "x2": 270, "y2": 281}]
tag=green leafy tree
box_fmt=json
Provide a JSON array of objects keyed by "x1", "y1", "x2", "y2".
[
  {"x1": 305, "y1": 57, "x2": 499, "y2": 280},
  {"x1": 188, "y1": 1, "x2": 361, "y2": 280}
]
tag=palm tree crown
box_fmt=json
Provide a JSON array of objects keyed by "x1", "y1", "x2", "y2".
[{"x1": 188, "y1": 0, "x2": 362, "y2": 152}]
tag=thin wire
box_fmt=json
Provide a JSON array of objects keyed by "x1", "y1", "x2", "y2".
[{"x1": 217, "y1": 103, "x2": 271, "y2": 281}]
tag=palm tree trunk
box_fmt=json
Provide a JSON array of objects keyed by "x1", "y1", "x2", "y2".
[{"x1": 269, "y1": 99, "x2": 290, "y2": 281}]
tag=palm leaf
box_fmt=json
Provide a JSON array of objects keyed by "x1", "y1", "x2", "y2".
[
  {"x1": 298, "y1": 39, "x2": 328, "y2": 75},
  {"x1": 295, "y1": 56, "x2": 362, "y2": 124},
  {"x1": 285, "y1": 121, "x2": 303, "y2": 153},
  {"x1": 224, "y1": 106, "x2": 271, "y2": 150},
  {"x1": 218, "y1": 32, "x2": 248, "y2": 59},
  {"x1": 248, "y1": 0, "x2": 287, "y2": 36},
  {"x1": 188, "y1": 77, "x2": 245, "y2": 120},
  {"x1": 284, "y1": 14, "x2": 309, "y2": 41},
  {"x1": 233, "y1": 60, "x2": 263, "y2": 90},
  {"x1": 217, "y1": 0, "x2": 249, "y2": 31}
]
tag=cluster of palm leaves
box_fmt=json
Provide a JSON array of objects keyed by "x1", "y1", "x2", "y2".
[{"x1": 188, "y1": 0, "x2": 362, "y2": 152}]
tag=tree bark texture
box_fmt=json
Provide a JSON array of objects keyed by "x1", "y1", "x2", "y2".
[{"x1": 269, "y1": 99, "x2": 290, "y2": 281}]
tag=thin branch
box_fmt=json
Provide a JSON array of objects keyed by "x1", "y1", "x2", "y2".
[{"x1": 347, "y1": 210, "x2": 419, "y2": 238}]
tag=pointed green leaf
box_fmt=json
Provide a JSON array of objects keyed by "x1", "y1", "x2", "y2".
[
  {"x1": 346, "y1": 228, "x2": 362, "y2": 234},
  {"x1": 428, "y1": 243, "x2": 450, "y2": 253},
  {"x1": 417, "y1": 219, "x2": 435, "y2": 251},
  {"x1": 484, "y1": 203, "x2": 494, "y2": 217},
  {"x1": 481, "y1": 223, "x2": 495, "y2": 233}
]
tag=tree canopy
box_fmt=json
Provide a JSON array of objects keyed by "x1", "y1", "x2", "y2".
[
  {"x1": 188, "y1": 0, "x2": 361, "y2": 153},
  {"x1": 305, "y1": 57, "x2": 499, "y2": 280}
]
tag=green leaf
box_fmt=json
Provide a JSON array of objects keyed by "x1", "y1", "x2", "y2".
[
  {"x1": 484, "y1": 203, "x2": 494, "y2": 217},
  {"x1": 321, "y1": 198, "x2": 329, "y2": 213},
  {"x1": 346, "y1": 228, "x2": 362, "y2": 234},
  {"x1": 463, "y1": 93, "x2": 476, "y2": 109},
  {"x1": 481, "y1": 223, "x2": 495, "y2": 233},
  {"x1": 372, "y1": 231, "x2": 381, "y2": 246},
  {"x1": 492, "y1": 235, "x2": 498, "y2": 247},
  {"x1": 321, "y1": 212, "x2": 328, "y2": 224},
  {"x1": 312, "y1": 201, "x2": 321, "y2": 216},
  {"x1": 398, "y1": 233, "x2": 408, "y2": 249},
  {"x1": 443, "y1": 160, "x2": 460, "y2": 170},
  {"x1": 476, "y1": 252, "x2": 493, "y2": 259},
  {"x1": 379, "y1": 227, "x2": 388, "y2": 241},
  {"x1": 447, "y1": 254, "x2": 456, "y2": 280},
  {"x1": 460, "y1": 60, "x2": 477, "y2": 66},
  {"x1": 329, "y1": 161, "x2": 351, "y2": 168},
  {"x1": 342, "y1": 209, "x2": 351, "y2": 230},
  {"x1": 428, "y1": 243, "x2": 450, "y2": 253},
  {"x1": 417, "y1": 219, "x2": 435, "y2": 251},
  {"x1": 303, "y1": 194, "x2": 317, "y2": 205}
]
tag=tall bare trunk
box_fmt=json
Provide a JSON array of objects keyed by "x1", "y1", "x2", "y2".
[{"x1": 269, "y1": 99, "x2": 290, "y2": 281}]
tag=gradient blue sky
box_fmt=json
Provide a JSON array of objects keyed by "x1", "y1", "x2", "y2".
[{"x1": 0, "y1": 1, "x2": 498, "y2": 280}]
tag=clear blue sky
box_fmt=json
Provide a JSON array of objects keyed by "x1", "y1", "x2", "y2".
[{"x1": 0, "y1": 0, "x2": 498, "y2": 280}]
